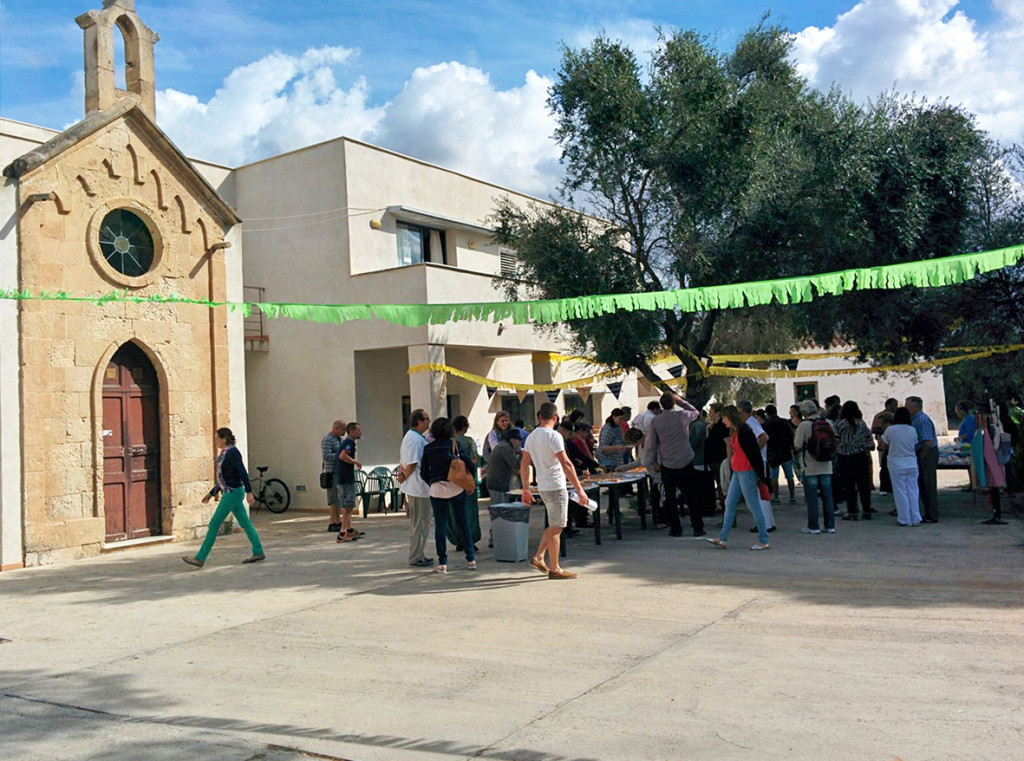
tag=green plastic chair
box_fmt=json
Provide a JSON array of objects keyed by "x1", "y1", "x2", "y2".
[
  {"x1": 353, "y1": 469, "x2": 368, "y2": 518},
  {"x1": 389, "y1": 466, "x2": 404, "y2": 512},
  {"x1": 360, "y1": 466, "x2": 393, "y2": 517}
]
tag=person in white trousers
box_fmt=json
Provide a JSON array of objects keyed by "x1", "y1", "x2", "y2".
[{"x1": 881, "y1": 407, "x2": 922, "y2": 526}]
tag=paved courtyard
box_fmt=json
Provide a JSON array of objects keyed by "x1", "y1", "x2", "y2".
[{"x1": 2, "y1": 474, "x2": 1022, "y2": 761}]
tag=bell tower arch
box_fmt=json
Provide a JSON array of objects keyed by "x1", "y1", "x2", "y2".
[{"x1": 76, "y1": 0, "x2": 160, "y2": 120}]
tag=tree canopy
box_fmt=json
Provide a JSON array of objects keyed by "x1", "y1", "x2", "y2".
[{"x1": 492, "y1": 20, "x2": 1018, "y2": 404}]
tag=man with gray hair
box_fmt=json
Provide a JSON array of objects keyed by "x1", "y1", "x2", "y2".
[
  {"x1": 906, "y1": 396, "x2": 939, "y2": 523},
  {"x1": 321, "y1": 419, "x2": 346, "y2": 533},
  {"x1": 399, "y1": 409, "x2": 434, "y2": 566},
  {"x1": 793, "y1": 399, "x2": 837, "y2": 534}
]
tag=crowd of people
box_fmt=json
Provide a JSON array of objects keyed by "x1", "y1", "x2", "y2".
[{"x1": 181, "y1": 389, "x2": 1020, "y2": 572}]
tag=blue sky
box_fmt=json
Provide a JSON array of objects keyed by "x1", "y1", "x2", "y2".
[{"x1": 1, "y1": 1, "x2": 1018, "y2": 195}]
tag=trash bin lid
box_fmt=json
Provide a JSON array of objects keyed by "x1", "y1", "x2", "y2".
[{"x1": 488, "y1": 503, "x2": 531, "y2": 522}]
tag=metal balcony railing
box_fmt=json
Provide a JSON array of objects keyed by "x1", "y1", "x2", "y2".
[{"x1": 243, "y1": 286, "x2": 267, "y2": 342}]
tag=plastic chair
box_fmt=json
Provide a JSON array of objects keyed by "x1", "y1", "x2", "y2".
[
  {"x1": 361, "y1": 467, "x2": 393, "y2": 516},
  {"x1": 354, "y1": 470, "x2": 368, "y2": 519},
  {"x1": 389, "y1": 466, "x2": 404, "y2": 512},
  {"x1": 371, "y1": 465, "x2": 398, "y2": 512}
]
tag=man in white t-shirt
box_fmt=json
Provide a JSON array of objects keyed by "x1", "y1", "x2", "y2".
[
  {"x1": 632, "y1": 400, "x2": 662, "y2": 519},
  {"x1": 399, "y1": 409, "x2": 433, "y2": 567},
  {"x1": 737, "y1": 400, "x2": 768, "y2": 458},
  {"x1": 632, "y1": 401, "x2": 660, "y2": 436},
  {"x1": 521, "y1": 402, "x2": 588, "y2": 579}
]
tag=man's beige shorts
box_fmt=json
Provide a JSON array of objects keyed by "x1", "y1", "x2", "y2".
[{"x1": 540, "y1": 488, "x2": 570, "y2": 528}]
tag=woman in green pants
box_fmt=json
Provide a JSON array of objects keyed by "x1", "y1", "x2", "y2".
[{"x1": 182, "y1": 427, "x2": 265, "y2": 568}]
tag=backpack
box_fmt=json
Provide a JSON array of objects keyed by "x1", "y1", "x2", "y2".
[{"x1": 806, "y1": 418, "x2": 836, "y2": 462}]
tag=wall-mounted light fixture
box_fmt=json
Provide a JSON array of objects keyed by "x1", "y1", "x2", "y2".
[
  {"x1": 369, "y1": 219, "x2": 382, "y2": 230},
  {"x1": 468, "y1": 240, "x2": 478, "y2": 249},
  {"x1": 497, "y1": 322, "x2": 507, "y2": 336}
]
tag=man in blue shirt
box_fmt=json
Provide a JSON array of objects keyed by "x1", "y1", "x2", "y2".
[
  {"x1": 336, "y1": 422, "x2": 364, "y2": 541},
  {"x1": 906, "y1": 396, "x2": 939, "y2": 523}
]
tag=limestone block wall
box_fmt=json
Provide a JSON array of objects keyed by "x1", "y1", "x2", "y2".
[{"x1": 16, "y1": 118, "x2": 232, "y2": 566}]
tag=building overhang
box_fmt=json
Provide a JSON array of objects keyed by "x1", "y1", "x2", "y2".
[{"x1": 384, "y1": 205, "x2": 493, "y2": 236}]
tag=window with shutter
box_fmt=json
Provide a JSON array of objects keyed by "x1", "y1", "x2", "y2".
[{"x1": 499, "y1": 247, "x2": 516, "y2": 278}]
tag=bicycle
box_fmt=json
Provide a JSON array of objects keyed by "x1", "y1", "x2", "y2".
[{"x1": 250, "y1": 466, "x2": 291, "y2": 513}]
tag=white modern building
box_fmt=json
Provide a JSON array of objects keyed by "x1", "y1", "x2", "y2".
[
  {"x1": 771, "y1": 350, "x2": 948, "y2": 432},
  {"x1": 232, "y1": 137, "x2": 636, "y2": 505}
]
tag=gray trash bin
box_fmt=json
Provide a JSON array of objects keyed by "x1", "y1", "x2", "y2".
[{"x1": 489, "y1": 502, "x2": 531, "y2": 562}]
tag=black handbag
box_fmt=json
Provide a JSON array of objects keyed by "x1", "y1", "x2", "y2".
[{"x1": 320, "y1": 471, "x2": 333, "y2": 490}]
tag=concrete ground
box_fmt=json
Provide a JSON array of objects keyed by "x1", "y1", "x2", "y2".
[{"x1": 2, "y1": 473, "x2": 1022, "y2": 761}]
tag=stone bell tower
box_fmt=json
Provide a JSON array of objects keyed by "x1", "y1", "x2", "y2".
[{"x1": 76, "y1": 0, "x2": 160, "y2": 121}]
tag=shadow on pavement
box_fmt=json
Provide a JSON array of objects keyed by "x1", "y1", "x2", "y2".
[
  {"x1": 1, "y1": 485, "x2": 1021, "y2": 611},
  {"x1": 0, "y1": 669, "x2": 600, "y2": 761}
]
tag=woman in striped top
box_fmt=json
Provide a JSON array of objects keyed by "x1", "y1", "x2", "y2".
[{"x1": 836, "y1": 401, "x2": 876, "y2": 521}]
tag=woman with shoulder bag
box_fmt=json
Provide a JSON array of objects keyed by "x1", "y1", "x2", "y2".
[
  {"x1": 451, "y1": 415, "x2": 482, "y2": 549},
  {"x1": 836, "y1": 401, "x2": 875, "y2": 520},
  {"x1": 420, "y1": 417, "x2": 476, "y2": 574},
  {"x1": 706, "y1": 405, "x2": 771, "y2": 550}
]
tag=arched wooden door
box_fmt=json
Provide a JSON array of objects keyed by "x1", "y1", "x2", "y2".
[{"x1": 102, "y1": 343, "x2": 161, "y2": 542}]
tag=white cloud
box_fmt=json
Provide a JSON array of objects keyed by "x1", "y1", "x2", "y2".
[
  {"x1": 372, "y1": 62, "x2": 560, "y2": 197},
  {"x1": 157, "y1": 46, "x2": 382, "y2": 167},
  {"x1": 571, "y1": 17, "x2": 665, "y2": 66},
  {"x1": 157, "y1": 48, "x2": 562, "y2": 197},
  {"x1": 792, "y1": 0, "x2": 1024, "y2": 143}
]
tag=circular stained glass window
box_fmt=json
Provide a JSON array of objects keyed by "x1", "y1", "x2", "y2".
[{"x1": 98, "y1": 209, "x2": 155, "y2": 277}]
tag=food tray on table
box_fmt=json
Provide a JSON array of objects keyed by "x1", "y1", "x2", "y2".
[{"x1": 937, "y1": 444, "x2": 971, "y2": 469}]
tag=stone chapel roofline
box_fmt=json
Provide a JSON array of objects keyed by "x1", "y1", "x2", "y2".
[{"x1": 3, "y1": 98, "x2": 241, "y2": 227}]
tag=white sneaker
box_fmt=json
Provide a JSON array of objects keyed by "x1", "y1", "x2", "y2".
[
  {"x1": 800, "y1": 527, "x2": 821, "y2": 534},
  {"x1": 826, "y1": 528, "x2": 836, "y2": 534},
  {"x1": 435, "y1": 564, "x2": 448, "y2": 574}
]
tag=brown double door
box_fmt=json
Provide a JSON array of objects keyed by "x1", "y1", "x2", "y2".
[{"x1": 102, "y1": 343, "x2": 161, "y2": 542}]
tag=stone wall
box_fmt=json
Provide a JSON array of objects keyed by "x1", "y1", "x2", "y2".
[{"x1": 16, "y1": 117, "x2": 232, "y2": 566}]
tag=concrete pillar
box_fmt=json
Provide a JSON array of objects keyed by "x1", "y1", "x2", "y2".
[
  {"x1": 531, "y1": 352, "x2": 554, "y2": 385},
  {"x1": 408, "y1": 344, "x2": 447, "y2": 421},
  {"x1": 532, "y1": 352, "x2": 556, "y2": 413},
  {"x1": 0, "y1": 182, "x2": 23, "y2": 570}
]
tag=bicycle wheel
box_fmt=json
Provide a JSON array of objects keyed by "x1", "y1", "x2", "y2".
[{"x1": 261, "y1": 478, "x2": 291, "y2": 513}]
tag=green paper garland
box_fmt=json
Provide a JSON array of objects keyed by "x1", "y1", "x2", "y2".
[{"x1": 1, "y1": 242, "x2": 1021, "y2": 326}]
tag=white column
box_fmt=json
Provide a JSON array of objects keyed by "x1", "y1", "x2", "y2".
[
  {"x1": 0, "y1": 181, "x2": 23, "y2": 570},
  {"x1": 223, "y1": 224, "x2": 248, "y2": 457},
  {"x1": 408, "y1": 344, "x2": 447, "y2": 420},
  {"x1": 532, "y1": 351, "x2": 554, "y2": 414}
]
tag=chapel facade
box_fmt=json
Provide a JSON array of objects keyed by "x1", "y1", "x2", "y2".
[{"x1": 0, "y1": 0, "x2": 248, "y2": 568}]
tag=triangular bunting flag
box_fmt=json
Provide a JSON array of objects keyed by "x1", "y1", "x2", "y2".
[
  {"x1": 577, "y1": 386, "x2": 591, "y2": 404},
  {"x1": 637, "y1": 376, "x2": 654, "y2": 397},
  {"x1": 516, "y1": 389, "x2": 529, "y2": 403},
  {"x1": 486, "y1": 386, "x2": 497, "y2": 399},
  {"x1": 607, "y1": 381, "x2": 623, "y2": 399},
  {"x1": 545, "y1": 390, "x2": 560, "y2": 404},
  {"x1": 668, "y1": 364, "x2": 684, "y2": 378}
]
